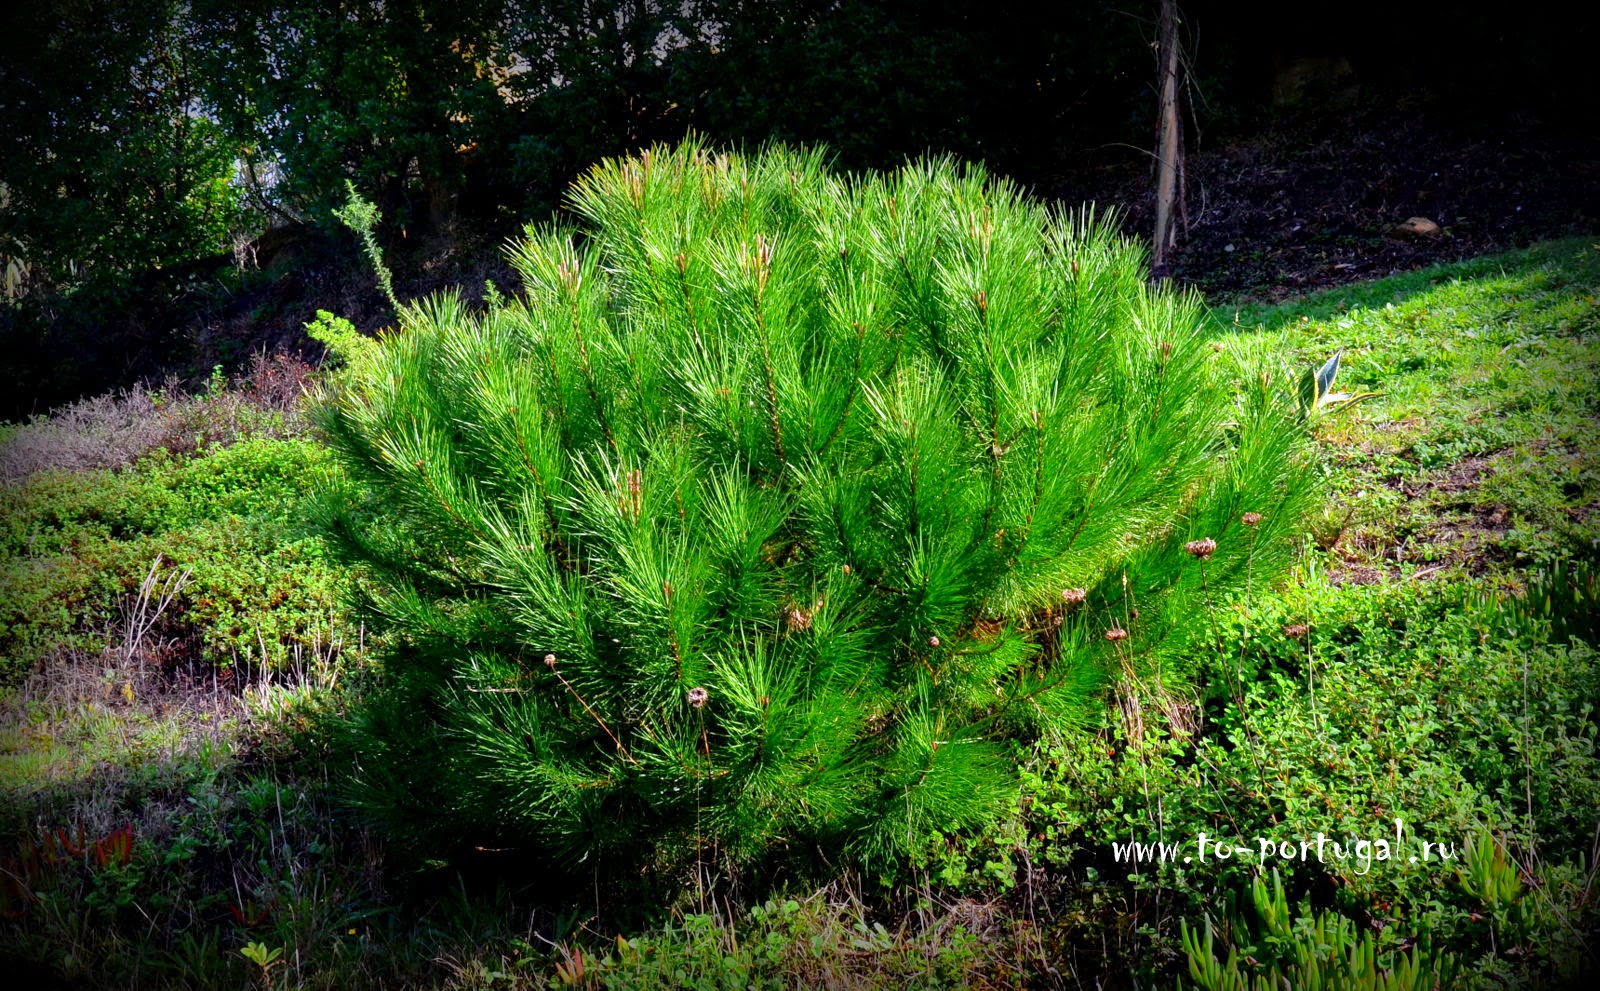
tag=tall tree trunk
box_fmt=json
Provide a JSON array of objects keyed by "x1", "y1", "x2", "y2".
[{"x1": 1152, "y1": 0, "x2": 1183, "y2": 280}]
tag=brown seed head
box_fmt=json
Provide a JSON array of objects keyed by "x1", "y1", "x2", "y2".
[
  {"x1": 687, "y1": 686, "x2": 709, "y2": 709},
  {"x1": 543, "y1": 653, "x2": 557, "y2": 668},
  {"x1": 928, "y1": 636, "x2": 941, "y2": 648},
  {"x1": 1185, "y1": 537, "x2": 1217, "y2": 559},
  {"x1": 1061, "y1": 587, "x2": 1087, "y2": 606},
  {"x1": 1283, "y1": 623, "x2": 1310, "y2": 639},
  {"x1": 1242, "y1": 512, "x2": 1262, "y2": 526},
  {"x1": 1105, "y1": 627, "x2": 1128, "y2": 642}
]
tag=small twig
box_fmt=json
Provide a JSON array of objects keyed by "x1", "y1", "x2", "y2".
[
  {"x1": 546, "y1": 656, "x2": 635, "y2": 765},
  {"x1": 122, "y1": 554, "x2": 192, "y2": 665}
]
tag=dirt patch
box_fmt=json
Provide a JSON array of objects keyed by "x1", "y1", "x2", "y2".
[
  {"x1": 1327, "y1": 561, "x2": 1386, "y2": 586},
  {"x1": 1059, "y1": 101, "x2": 1600, "y2": 302},
  {"x1": 1395, "y1": 451, "x2": 1507, "y2": 497},
  {"x1": 1397, "y1": 456, "x2": 1516, "y2": 574},
  {"x1": 1326, "y1": 447, "x2": 1529, "y2": 583}
]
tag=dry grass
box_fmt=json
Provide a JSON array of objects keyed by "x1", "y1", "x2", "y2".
[
  {"x1": 0, "y1": 387, "x2": 169, "y2": 483},
  {"x1": 0, "y1": 352, "x2": 316, "y2": 483}
]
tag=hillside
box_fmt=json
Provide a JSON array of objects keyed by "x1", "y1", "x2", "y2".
[{"x1": 2, "y1": 233, "x2": 1596, "y2": 989}]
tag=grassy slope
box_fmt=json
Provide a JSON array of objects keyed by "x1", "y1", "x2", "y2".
[
  {"x1": 1225, "y1": 237, "x2": 1600, "y2": 581},
  {"x1": 1014, "y1": 237, "x2": 1600, "y2": 987},
  {"x1": 0, "y1": 239, "x2": 1596, "y2": 989}
]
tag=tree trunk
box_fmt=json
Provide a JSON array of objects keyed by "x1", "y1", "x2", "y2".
[{"x1": 1152, "y1": 0, "x2": 1183, "y2": 280}]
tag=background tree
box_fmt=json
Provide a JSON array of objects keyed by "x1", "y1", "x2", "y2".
[
  {"x1": 190, "y1": 0, "x2": 524, "y2": 234},
  {"x1": 1150, "y1": 0, "x2": 1183, "y2": 279},
  {"x1": 0, "y1": 0, "x2": 239, "y2": 293},
  {"x1": 667, "y1": 0, "x2": 1151, "y2": 184},
  {"x1": 185, "y1": 0, "x2": 1161, "y2": 238}
]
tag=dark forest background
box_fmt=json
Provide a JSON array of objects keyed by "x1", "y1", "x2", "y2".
[{"x1": 2, "y1": 0, "x2": 1594, "y2": 419}]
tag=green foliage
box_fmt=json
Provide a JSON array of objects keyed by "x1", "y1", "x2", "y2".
[
  {"x1": 4, "y1": 233, "x2": 1597, "y2": 990},
  {"x1": 0, "y1": 730, "x2": 430, "y2": 991},
  {"x1": 183, "y1": 1, "x2": 1160, "y2": 236},
  {"x1": 552, "y1": 897, "x2": 994, "y2": 990},
  {"x1": 305, "y1": 309, "x2": 376, "y2": 373},
  {"x1": 1295, "y1": 349, "x2": 1379, "y2": 420},
  {"x1": 1020, "y1": 572, "x2": 1600, "y2": 986},
  {"x1": 0, "y1": 0, "x2": 240, "y2": 292},
  {"x1": 239, "y1": 940, "x2": 284, "y2": 975},
  {"x1": 1164, "y1": 244, "x2": 1600, "y2": 989},
  {"x1": 0, "y1": 436, "x2": 347, "y2": 680},
  {"x1": 332, "y1": 185, "x2": 401, "y2": 313},
  {"x1": 1455, "y1": 830, "x2": 1527, "y2": 928},
  {"x1": 1223, "y1": 238, "x2": 1600, "y2": 576},
  {"x1": 1489, "y1": 557, "x2": 1599, "y2": 646},
  {"x1": 320, "y1": 142, "x2": 1316, "y2": 873},
  {"x1": 190, "y1": 0, "x2": 527, "y2": 230},
  {"x1": 1179, "y1": 871, "x2": 1456, "y2": 991}
]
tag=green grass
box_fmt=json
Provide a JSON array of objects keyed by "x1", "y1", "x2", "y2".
[
  {"x1": 1, "y1": 238, "x2": 1596, "y2": 988},
  {"x1": 1220, "y1": 237, "x2": 1600, "y2": 582}
]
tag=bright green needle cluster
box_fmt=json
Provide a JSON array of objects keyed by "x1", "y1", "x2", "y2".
[{"x1": 317, "y1": 140, "x2": 1316, "y2": 872}]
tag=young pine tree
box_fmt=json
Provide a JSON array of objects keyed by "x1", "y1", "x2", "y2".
[{"x1": 318, "y1": 141, "x2": 1316, "y2": 873}]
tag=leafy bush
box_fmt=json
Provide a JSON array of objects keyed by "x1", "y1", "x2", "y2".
[
  {"x1": 1018, "y1": 573, "x2": 1600, "y2": 985},
  {"x1": 320, "y1": 142, "x2": 1317, "y2": 874},
  {"x1": 0, "y1": 436, "x2": 346, "y2": 680}
]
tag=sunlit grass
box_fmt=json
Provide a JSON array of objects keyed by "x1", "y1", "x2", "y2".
[{"x1": 1216, "y1": 238, "x2": 1600, "y2": 582}]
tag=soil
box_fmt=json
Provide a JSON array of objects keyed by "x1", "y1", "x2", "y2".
[{"x1": 1054, "y1": 100, "x2": 1600, "y2": 302}]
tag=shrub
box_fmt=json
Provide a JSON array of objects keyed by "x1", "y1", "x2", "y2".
[
  {"x1": 0, "y1": 388, "x2": 167, "y2": 484},
  {"x1": 318, "y1": 142, "x2": 1316, "y2": 873},
  {"x1": 0, "y1": 436, "x2": 345, "y2": 680}
]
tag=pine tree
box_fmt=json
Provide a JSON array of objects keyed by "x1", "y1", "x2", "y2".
[{"x1": 317, "y1": 141, "x2": 1316, "y2": 873}]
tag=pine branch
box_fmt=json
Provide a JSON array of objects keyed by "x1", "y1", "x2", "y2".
[{"x1": 318, "y1": 140, "x2": 1319, "y2": 874}]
